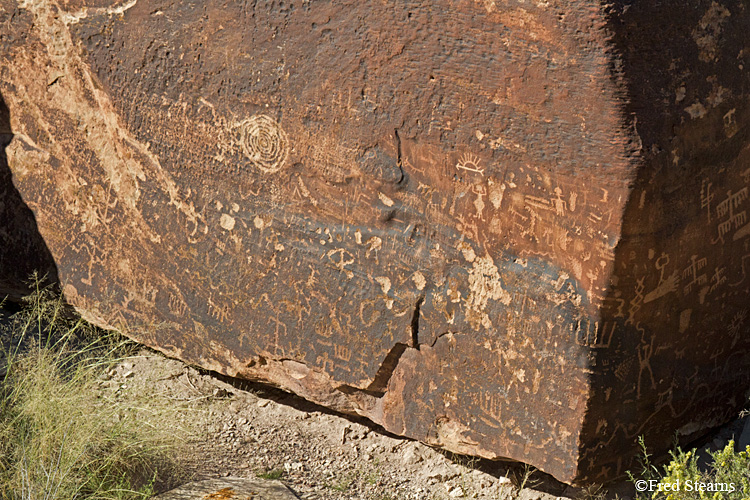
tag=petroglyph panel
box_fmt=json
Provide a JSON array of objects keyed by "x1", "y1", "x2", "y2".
[{"x1": 0, "y1": 0, "x2": 748, "y2": 486}]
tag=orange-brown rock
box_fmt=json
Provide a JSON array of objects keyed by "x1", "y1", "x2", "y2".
[{"x1": 0, "y1": 0, "x2": 748, "y2": 484}]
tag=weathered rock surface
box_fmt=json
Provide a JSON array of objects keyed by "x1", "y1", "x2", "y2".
[
  {"x1": 154, "y1": 477, "x2": 299, "y2": 500},
  {"x1": 0, "y1": 0, "x2": 748, "y2": 485}
]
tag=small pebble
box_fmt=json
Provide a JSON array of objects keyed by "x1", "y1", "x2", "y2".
[{"x1": 449, "y1": 486, "x2": 464, "y2": 497}]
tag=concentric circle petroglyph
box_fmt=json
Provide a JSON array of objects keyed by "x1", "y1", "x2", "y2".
[{"x1": 236, "y1": 115, "x2": 289, "y2": 173}]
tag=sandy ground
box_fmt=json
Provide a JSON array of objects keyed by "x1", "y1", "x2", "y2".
[{"x1": 96, "y1": 347, "x2": 746, "y2": 500}]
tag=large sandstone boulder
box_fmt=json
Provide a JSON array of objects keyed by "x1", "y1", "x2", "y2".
[{"x1": 0, "y1": 0, "x2": 748, "y2": 484}]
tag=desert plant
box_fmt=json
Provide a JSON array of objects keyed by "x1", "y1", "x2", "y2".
[
  {"x1": 256, "y1": 469, "x2": 284, "y2": 481},
  {"x1": 511, "y1": 463, "x2": 541, "y2": 492},
  {"x1": 0, "y1": 285, "x2": 192, "y2": 499},
  {"x1": 629, "y1": 437, "x2": 750, "y2": 500}
]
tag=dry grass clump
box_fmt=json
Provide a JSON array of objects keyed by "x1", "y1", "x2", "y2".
[{"x1": 0, "y1": 284, "x2": 192, "y2": 499}]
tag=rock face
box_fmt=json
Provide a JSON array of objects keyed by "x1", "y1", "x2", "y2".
[
  {"x1": 154, "y1": 477, "x2": 299, "y2": 500},
  {"x1": 0, "y1": 0, "x2": 748, "y2": 485}
]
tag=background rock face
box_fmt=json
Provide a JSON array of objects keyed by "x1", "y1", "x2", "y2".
[{"x1": 0, "y1": 0, "x2": 747, "y2": 485}]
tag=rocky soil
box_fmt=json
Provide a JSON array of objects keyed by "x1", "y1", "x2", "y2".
[
  {"x1": 101, "y1": 348, "x2": 749, "y2": 500},
  {"x1": 106, "y1": 348, "x2": 576, "y2": 500}
]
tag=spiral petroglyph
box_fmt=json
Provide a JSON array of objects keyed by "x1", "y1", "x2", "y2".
[{"x1": 236, "y1": 115, "x2": 289, "y2": 173}]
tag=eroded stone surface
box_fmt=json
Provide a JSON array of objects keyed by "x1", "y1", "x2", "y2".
[
  {"x1": 154, "y1": 477, "x2": 298, "y2": 500},
  {"x1": 0, "y1": 0, "x2": 748, "y2": 485}
]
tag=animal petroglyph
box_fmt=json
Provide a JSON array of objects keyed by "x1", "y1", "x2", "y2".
[{"x1": 235, "y1": 115, "x2": 289, "y2": 174}]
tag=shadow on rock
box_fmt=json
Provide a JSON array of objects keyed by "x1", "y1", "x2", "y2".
[{"x1": 0, "y1": 91, "x2": 59, "y2": 300}]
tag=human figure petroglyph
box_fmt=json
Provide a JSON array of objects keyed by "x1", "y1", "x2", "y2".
[
  {"x1": 471, "y1": 183, "x2": 487, "y2": 220},
  {"x1": 553, "y1": 187, "x2": 567, "y2": 216},
  {"x1": 643, "y1": 252, "x2": 679, "y2": 303}
]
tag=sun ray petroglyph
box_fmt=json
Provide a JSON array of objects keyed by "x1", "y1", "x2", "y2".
[{"x1": 456, "y1": 153, "x2": 484, "y2": 176}]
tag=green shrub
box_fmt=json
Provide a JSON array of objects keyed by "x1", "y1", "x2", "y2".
[
  {"x1": 629, "y1": 436, "x2": 750, "y2": 500},
  {"x1": 256, "y1": 469, "x2": 284, "y2": 481}
]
